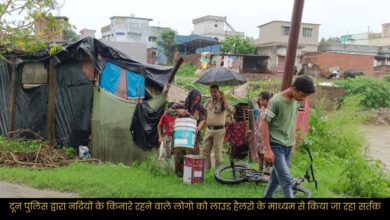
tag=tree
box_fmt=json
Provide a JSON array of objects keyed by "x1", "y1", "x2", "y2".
[
  {"x1": 220, "y1": 35, "x2": 256, "y2": 54},
  {"x1": 157, "y1": 29, "x2": 176, "y2": 64},
  {"x1": 319, "y1": 37, "x2": 342, "y2": 47},
  {"x1": 0, "y1": 0, "x2": 69, "y2": 61},
  {"x1": 64, "y1": 26, "x2": 81, "y2": 42}
]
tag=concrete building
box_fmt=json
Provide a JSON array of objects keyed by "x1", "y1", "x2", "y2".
[
  {"x1": 340, "y1": 32, "x2": 381, "y2": 45},
  {"x1": 319, "y1": 44, "x2": 390, "y2": 56},
  {"x1": 192, "y1": 15, "x2": 244, "y2": 41},
  {"x1": 341, "y1": 23, "x2": 390, "y2": 46},
  {"x1": 102, "y1": 40, "x2": 147, "y2": 63},
  {"x1": 101, "y1": 16, "x2": 170, "y2": 49},
  {"x1": 80, "y1": 28, "x2": 96, "y2": 38},
  {"x1": 210, "y1": 53, "x2": 270, "y2": 73},
  {"x1": 255, "y1": 20, "x2": 320, "y2": 72}
]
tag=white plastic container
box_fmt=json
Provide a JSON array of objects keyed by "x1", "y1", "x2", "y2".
[
  {"x1": 79, "y1": 146, "x2": 90, "y2": 160},
  {"x1": 173, "y1": 118, "x2": 197, "y2": 150}
]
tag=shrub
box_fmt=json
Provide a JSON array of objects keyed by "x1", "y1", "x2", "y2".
[
  {"x1": 0, "y1": 136, "x2": 40, "y2": 152},
  {"x1": 176, "y1": 63, "x2": 197, "y2": 77},
  {"x1": 336, "y1": 77, "x2": 390, "y2": 108},
  {"x1": 339, "y1": 157, "x2": 390, "y2": 197},
  {"x1": 305, "y1": 97, "x2": 390, "y2": 197},
  {"x1": 63, "y1": 147, "x2": 77, "y2": 159},
  {"x1": 383, "y1": 74, "x2": 390, "y2": 83},
  {"x1": 306, "y1": 96, "x2": 367, "y2": 158}
]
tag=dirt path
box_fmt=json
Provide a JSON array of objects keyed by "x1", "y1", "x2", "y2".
[
  {"x1": 361, "y1": 124, "x2": 390, "y2": 171},
  {"x1": 0, "y1": 181, "x2": 79, "y2": 198}
]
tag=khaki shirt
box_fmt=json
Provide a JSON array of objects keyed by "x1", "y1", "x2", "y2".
[{"x1": 204, "y1": 98, "x2": 234, "y2": 126}]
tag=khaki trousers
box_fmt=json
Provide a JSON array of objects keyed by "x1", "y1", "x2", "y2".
[{"x1": 202, "y1": 128, "x2": 225, "y2": 169}]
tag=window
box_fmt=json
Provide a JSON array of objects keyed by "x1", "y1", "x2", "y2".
[
  {"x1": 51, "y1": 26, "x2": 57, "y2": 32},
  {"x1": 214, "y1": 24, "x2": 218, "y2": 28},
  {"x1": 303, "y1": 28, "x2": 312, "y2": 37},
  {"x1": 149, "y1": 36, "x2": 157, "y2": 42},
  {"x1": 281, "y1": 26, "x2": 290, "y2": 35},
  {"x1": 22, "y1": 63, "x2": 47, "y2": 85}
]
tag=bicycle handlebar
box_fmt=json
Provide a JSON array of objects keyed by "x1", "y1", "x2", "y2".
[{"x1": 304, "y1": 145, "x2": 318, "y2": 190}]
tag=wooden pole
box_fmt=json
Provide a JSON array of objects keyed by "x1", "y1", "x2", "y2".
[
  {"x1": 8, "y1": 59, "x2": 17, "y2": 138},
  {"x1": 162, "y1": 57, "x2": 184, "y2": 94},
  {"x1": 281, "y1": 0, "x2": 305, "y2": 90},
  {"x1": 47, "y1": 59, "x2": 56, "y2": 146}
]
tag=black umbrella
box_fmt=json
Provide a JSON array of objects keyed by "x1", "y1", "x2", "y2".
[{"x1": 196, "y1": 67, "x2": 247, "y2": 86}]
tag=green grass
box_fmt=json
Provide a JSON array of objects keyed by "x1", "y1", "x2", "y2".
[
  {"x1": 290, "y1": 150, "x2": 343, "y2": 198},
  {"x1": 0, "y1": 160, "x2": 267, "y2": 198},
  {"x1": 0, "y1": 153, "x2": 339, "y2": 198},
  {"x1": 0, "y1": 135, "x2": 339, "y2": 198},
  {"x1": 0, "y1": 142, "x2": 389, "y2": 197}
]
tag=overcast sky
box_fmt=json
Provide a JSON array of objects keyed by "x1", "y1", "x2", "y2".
[{"x1": 60, "y1": 0, "x2": 389, "y2": 40}]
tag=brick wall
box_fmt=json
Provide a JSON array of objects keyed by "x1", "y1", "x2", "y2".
[
  {"x1": 147, "y1": 48, "x2": 156, "y2": 64},
  {"x1": 302, "y1": 52, "x2": 374, "y2": 75},
  {"x1": 183, "y1": 54, "x2": 201, "y2": 66},
  {"x1": 374, "y1": 65, "x2": 390, "y2": 73}
]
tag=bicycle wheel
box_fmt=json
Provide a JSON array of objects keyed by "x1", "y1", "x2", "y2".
[
  {"x1": 293, "y1": 186, "x2": 311, "y2": 198},
  {"x1": 214, "y1": 163, "x2": 251, "y2": 184},
  {"x1": 273, "y1": 185, "x2": 311, "y2": 198}
]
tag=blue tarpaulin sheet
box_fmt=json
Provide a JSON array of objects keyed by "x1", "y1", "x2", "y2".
[
  {"x1": 100, "y1": 62, "x2": 145, "y2": 99},
  {"x1": 126, "y1": 68, "x2": 145, "y2": 98}
]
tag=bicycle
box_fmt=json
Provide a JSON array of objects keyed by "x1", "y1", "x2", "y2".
[{"x1": 214, "y1": 144, "x2": 318, "y2": 198}]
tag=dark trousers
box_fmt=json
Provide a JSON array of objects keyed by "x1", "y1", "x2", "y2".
[{"x1": 174, "y1": 146, "x2": 199, "y2": 177}]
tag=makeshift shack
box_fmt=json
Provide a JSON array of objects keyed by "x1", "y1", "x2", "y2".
[{"x1": 0, "y1": 37, "x2": 172, "y2": 165}]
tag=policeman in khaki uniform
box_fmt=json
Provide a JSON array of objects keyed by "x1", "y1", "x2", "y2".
[{"x1": 202, "y1": 84, "x2": 234, "y2": 170}]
